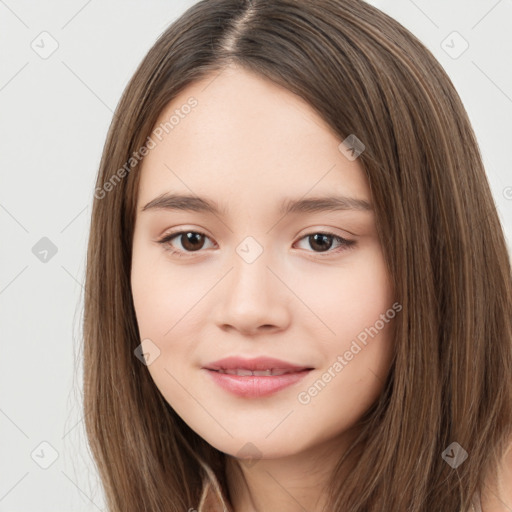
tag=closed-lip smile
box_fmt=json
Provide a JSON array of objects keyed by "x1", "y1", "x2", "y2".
[{"x1": 202, "y1": 356, "x2": 314, "y2": 398}]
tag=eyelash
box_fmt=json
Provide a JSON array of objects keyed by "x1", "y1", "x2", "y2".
[{"x1": 156, "y1": 229, "x2": 356, "y2": 258}]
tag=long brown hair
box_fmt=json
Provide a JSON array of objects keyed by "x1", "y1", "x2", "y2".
[{"x1": 82, "y1": 0, "x2": 512, "y2": 510}]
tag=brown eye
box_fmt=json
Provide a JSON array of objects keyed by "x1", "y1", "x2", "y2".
[
  {"x1": 295, "y1": 232, "x2": 356, "y2": 254},
  {"x1": 308, "y1": 233, "x2": 334, "y2": 252},
  {"x1": 158, "y1": 229, "x2": 355, "y2": 259},
  {"x1": 157, "y1": 230, "x2": 215, "y2": 256},
  {"x1": 179, "y1": 232, "x2": 206, "y2": 251}
]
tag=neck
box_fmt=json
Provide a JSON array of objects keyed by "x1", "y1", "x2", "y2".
[{"x1": 225, "y1": 428, "x2": 360, "y2": 512}]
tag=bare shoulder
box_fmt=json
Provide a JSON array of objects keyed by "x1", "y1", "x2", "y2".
[
  {"x1": 501, "y1": 441, "x2": 512, "y2": 506},
  {"x1": 480, "y1": 438, "x2": 512, "y2": 512}
]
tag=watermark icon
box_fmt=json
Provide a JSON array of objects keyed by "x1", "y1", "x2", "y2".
[
  {"x1": 503, "y1": 186, "x2": 512, "y2": 200},
  {"x1": 297, "y1": 301, "x2": 402, "y2": 405},
  {"x1": 338, "y1": 134, "x2": 365, "y2": 161},
  {"x1": 32, "y1": 236, "x2": 58, "y2": 263},
  {"x1": 31, "y1": 31, "x2": 59, "y2": 59},
  {"x1": 94, "y1": 97, "x2": 198, "y2": 200},
  {"x1": 134, "y1": 338, "x2": 161, "y2": 366},
  {"x1": 440, "y1": 31, "x2": 469, "y2": 60},
  {"x1": 31, "y1": 441, "x2": 59, "y2": 469},
  {"x1": 441, "y1": 442, "x2": 468, "y2": 469},
  {"x1": 236, "y1": 441, "x2": 263, "y2": 468},
  {"x1": 236, "y1": 236, "x2": 264, "y2": 264}
]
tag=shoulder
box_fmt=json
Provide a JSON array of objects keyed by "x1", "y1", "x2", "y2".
[{"x1": 480, "y1": 438, "x2": 512, "y2": 512}]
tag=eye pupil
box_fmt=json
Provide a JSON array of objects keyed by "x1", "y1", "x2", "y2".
[
  {"x1": 161, "y1": 230, "x2": 349, "y2": 257},
  {"x1": 310, "y1": 233, "x2": 333, "y2": 252},
  {"x1": 182, "y1": 232, "x2": 205, "y2": 251}
]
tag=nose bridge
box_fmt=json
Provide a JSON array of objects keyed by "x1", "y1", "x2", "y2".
[
  {"x1": 230, "y1": 235, "x2": 275, "y2": 306},
  {"x1": 215, "y1": 235, "x2": 288, "y2": 332}
]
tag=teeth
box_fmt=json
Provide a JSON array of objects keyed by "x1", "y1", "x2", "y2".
[{"x1": 217, "y1": 368, "x2": 293, "y2": 376}]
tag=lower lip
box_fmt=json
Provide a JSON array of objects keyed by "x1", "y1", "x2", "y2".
[{"x1": 203, "y1": 369, "x2": 312, "y2": 398}]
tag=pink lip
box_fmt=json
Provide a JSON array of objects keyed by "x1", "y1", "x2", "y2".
[
  {"x1": 203, "y1": 356, "x2": 312, "y2": 372},
  {"x1": 202, "y1": 356, "x2": 314, "y2": 398}
]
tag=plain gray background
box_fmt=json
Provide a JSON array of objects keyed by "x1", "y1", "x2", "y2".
[{"x1": 1, "y1": 0, "x2": 511, "y2": 510}]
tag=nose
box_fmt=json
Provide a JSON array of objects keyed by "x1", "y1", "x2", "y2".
[{"x1": 213, "y1": 248, "x2": 291, "y2": 336}]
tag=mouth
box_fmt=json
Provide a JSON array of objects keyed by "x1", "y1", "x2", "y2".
[
  {"x1": 202, "y1": 357, "x2": 314, "y2": 398},
  {"x1": 203, "y1": 355, "x2": 313, "y2": 373},
  {"x1": 208, "y1": 368, "x2": 311, "y2": 376}
]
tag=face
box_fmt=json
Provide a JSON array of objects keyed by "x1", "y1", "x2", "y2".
[{"x1": 130, "y1": 64, "x2": 397, "y2": 461}]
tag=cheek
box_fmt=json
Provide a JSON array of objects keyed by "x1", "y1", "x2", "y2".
[
  {"x1": 297, "y1": 243, "x2": 394, "y2": 343},
  {"x1": 130, "y1": 239, "x2": 205, "y2": 337},
  {"x1": 299, "y1": 243, "x2": 395, "y2": 401},
  {"x1": 130, "y1": 241, "x2": 211, "y2": 396},
  {"x1": 295, "y1": 298, "x2": 396, "y2": 444},
  {"x1": 130, "y1": 254, "x2": 199, "y2": 411}
]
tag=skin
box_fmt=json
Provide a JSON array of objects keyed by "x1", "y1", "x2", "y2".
[
  {"x1": 130, "y1": 63, "x2": 399, "y2": 511},
  {"x1": 482, "y1": 443, "x2": 512, "y2": 512}
]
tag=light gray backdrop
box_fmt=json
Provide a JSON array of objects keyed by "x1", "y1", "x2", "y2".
[{"x1": 1, "y1": 0, "x2": 511, "y2": 510}]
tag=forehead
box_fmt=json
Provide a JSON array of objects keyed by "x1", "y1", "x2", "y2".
[{"x1": 136, "y1": 65, "x2": 370, "y2": 213}]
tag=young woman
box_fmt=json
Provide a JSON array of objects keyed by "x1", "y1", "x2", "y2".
[{"x1": 83, "y1": 0, "x2": 512, "y2": 510}]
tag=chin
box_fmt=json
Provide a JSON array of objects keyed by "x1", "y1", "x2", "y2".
[{"x1": 202, "y1": 432, "x2": 306, "y2": 461}]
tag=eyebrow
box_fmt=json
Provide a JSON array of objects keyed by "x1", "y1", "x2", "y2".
[{"x1": 141, "y1": 193, "x2": 373, "y2": 216}]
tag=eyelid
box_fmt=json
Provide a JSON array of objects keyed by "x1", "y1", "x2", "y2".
[
  {"x1": 157, "y1": 228, "x2": 215, "y2": 257},
  {"x1": 157, "y1": 227, "x2": 356, "y2": 258}
]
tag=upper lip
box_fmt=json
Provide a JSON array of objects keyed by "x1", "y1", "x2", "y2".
[{"x1": 203, "y1": 356, "x2": 313, "y2": 372}]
